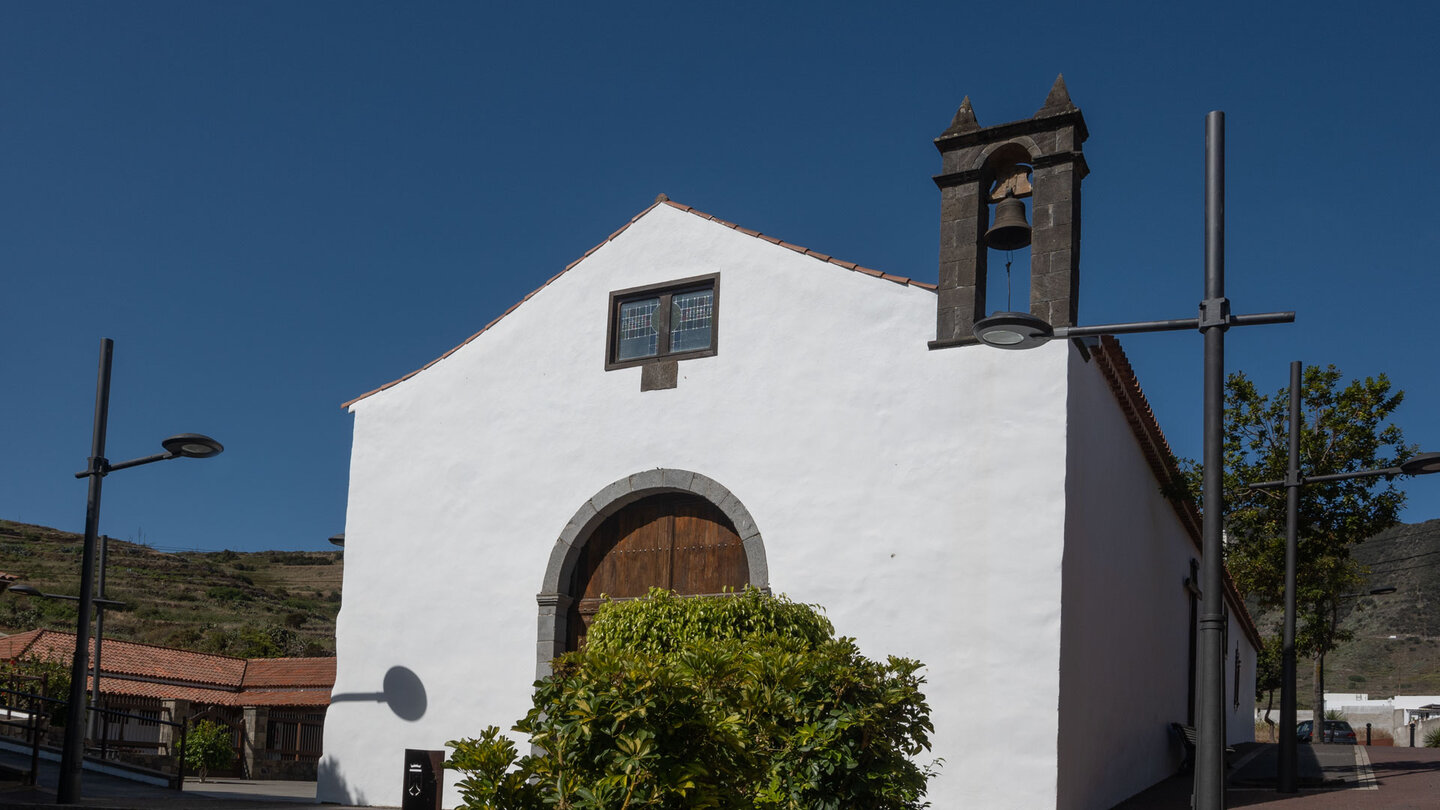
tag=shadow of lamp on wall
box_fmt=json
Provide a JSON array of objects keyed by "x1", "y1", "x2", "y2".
[{"x1": 330, "y1": 665, "x2": 428, "y2": 722}]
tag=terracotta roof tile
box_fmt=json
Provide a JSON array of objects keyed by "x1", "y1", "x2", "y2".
[
  {"x1": 242, "y1": 657, "x2": 336, "y2": 688},
  {"x1": 0, "y1": 629, "x2": 44, "y2": 660},
  {"x1": 342, "y1": 198, "x2": 935, "y2": 408},
  {"x1": 0, "y1": 629, "x2": 335, "y2": 709}
]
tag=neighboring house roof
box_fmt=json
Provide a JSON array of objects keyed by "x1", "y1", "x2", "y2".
[
  {"x1": 342, "y1": 196, "x2": 936, "y2": 409},
  {"x1": 241, "y1": 657, "x2": 337, "y2": 688},
  {"x1": 0, "y1": 628, "x2": 334, "y2": 708}
]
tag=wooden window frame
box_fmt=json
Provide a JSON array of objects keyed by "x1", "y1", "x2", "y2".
[{"x1": 605, "y1": 273, "x2": 720, "y2": 370}]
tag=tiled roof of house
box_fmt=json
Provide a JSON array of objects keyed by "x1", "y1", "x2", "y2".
[
  {"x1": 0, "y1": 629, "x2": 335, "y2": 708},
  {"x1": 1089, "y1": 335, "x2": 1261, "y2": 645},
  {"x1": 94, "y1": 676, "x2": 332, "y2": 707},
  {"x1": 242, "y1": 657, "x2": 336, "y2": 688},
  {"x1": 0, "y1": 628, "x2": 246, "y2": 686},
  {"x1": 0, "y1": 628, "x2": 44, "y2": 660},
  {"x1": 342, "y1": 197, "x2": 937, "y2": 409}
]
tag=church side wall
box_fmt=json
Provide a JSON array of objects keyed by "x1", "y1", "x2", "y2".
[
  {"x1": 318, "y1": 205, "x2": 1073, "y2": 809},
  {"x1": 1057, "y1": 347, "x2": 1257, "y2": 810}
]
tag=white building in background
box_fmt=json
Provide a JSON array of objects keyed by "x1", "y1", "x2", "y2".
[{"x1": 318, "y1": 79, "x2": 1258, "y2": 810}]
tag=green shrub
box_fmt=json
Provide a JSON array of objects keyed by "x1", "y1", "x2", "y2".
[
  {"x1": 1424, "y1": 726, "x2": 1440, "y2": 748},
  {"x1": 0, "y1": 656, "x2": 71, "y2": 726},
  {"x1": 180, "y1": 720, "x2": 234, "y2": 781},
  {"x1": 585, "y1": 586, "x2": 833, "y2": 655},
  {"x1": 446, "y1": 589, "x2": 937, "y2": 809},
  {"x1": 204, "y1": 585, "x2": 248, "y2": 603}
]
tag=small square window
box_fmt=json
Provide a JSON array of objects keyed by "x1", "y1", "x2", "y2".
[{"x1": 606, "y1": 274, "x2": 719, "y2": 370}]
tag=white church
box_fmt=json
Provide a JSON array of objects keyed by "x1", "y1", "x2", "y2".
[{"x1": 317, "y1": 79, "x2": 1258, "y2": 810}]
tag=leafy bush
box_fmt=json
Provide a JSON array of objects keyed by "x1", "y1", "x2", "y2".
[
  {"x1": 180, "y1": 719, "x2": 234, "y2": 781},
  {"x1": 1424, "y1": 726, "x2": 1440, "y2": 748},
  {"x1": 204, "y1": 585, "x2": 248, "y2": 603},
  {"x1": 585, "y1": 586, "x2": 833, "y2": 655},
  {"x1": 446, "y1": 589, "x2": 937, "y2": 809},
  {"x1": 0, "y1": 656, "x2": 71, "y2": 726}
]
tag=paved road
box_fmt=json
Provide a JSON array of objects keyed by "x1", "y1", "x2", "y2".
[
  {"x1": 1116, "y1": 743, "x2": 1440, "y2": 809},
  {"x1": 2, "y1": 741, "x2": 1438, "y2": 808},
  {"x1": 0, "y1": 745, "x2": 379, "y2": 809}
]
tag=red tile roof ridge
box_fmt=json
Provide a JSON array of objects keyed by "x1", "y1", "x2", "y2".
[
  {"x1": 342, "y1": 197, "x2": 935, "y2": 409},
  {"x1": 1088, "y1": 335, "x2": 1260, "y2": 646}
]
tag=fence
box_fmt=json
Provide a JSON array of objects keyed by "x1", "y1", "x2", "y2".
[{"x1": 0, "y1": 685, "x2": 190, "y2": 789}]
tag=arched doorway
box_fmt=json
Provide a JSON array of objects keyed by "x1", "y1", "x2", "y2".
[
  {"x1": 565, "y1": 492, "x2": 748, "y2": 650},
  {"x1": 536, "y1": 469, "x2": 769, "y2": 678}
]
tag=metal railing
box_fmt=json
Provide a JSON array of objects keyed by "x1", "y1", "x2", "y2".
[{"x1": 0, "y1": 686, "x2": 189, "y2": 790}]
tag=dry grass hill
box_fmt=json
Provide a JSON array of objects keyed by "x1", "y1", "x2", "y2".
[
  {"x1": 1252, "y1": 518, "x2": 1440, "y2": 703},
  {"x1": 0, "y1": 519, "x2": 340, "y2": 657}
]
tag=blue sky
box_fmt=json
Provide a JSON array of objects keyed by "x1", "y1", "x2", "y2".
[{"x1": 3, "y1": 2, "x2": 1438, "y2": 553}]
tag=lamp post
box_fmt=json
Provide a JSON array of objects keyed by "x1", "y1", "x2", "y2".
[
  {"x1": 1246, "y1": 364, "x2": 1439, "y2": 792},
  {"x1": 57, "y1": 337, "x2": 223, "y2": 804},
  {"x1": 973, "y1": 112, "x2": 1294, "y2": 810}
]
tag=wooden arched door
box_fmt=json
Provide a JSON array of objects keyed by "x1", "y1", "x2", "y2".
[{"x1": 566, "y1": 493, "x2": 748, "y2": 650}]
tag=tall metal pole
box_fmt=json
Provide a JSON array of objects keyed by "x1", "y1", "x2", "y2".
[
  {"x1": 1194, "y1": 110, "x2": 1228, "y2": 810},
  {"x1": 88, "y1": 535, "x2": 109, "y2": 743},
  {"x1": 58, "y1": 338, "x2": 112, "y2": 804},
  {"x1": 1278, "y1": 361, "x2": 1302, "y2": 792}
]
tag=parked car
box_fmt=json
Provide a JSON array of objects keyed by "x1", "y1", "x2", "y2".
[{"x1": 1297, "y1": 719, "x2": 1358, "y2": 744}]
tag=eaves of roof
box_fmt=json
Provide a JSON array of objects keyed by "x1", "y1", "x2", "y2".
[
  {"x1": 341, "y1": 197, "x2": 936, "y2": 409},
  {"x1": 0, "y1": 629, "x2": 337, "y2": 703},
  {"x1": 1089, "y1": 335, "x2": 1262, "y2": 646},
  {"x1": 97, "y1": 675, "x2": 331, "y2": 707}
]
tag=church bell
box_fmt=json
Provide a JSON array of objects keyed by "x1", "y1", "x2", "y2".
[{"x1": 985, "y1": 193, "x2": 1032, "y2": 251}]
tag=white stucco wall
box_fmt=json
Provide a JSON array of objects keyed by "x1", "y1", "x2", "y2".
[
  {"x1": 1057, "y1": 345, "x2": 1257, "y2": 809},
  {"x1": 317, "y1": 203, "x2": 1117, "y2": 808}
]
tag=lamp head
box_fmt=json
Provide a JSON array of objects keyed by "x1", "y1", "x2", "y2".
[
  {"x1": 1399, "y1": 452, "x2": 1440, "y2": 476},
  {"x1": 8, "y1": 583, "x2": 41, "y2": 597},
  {"x1": 328, "y1": 534, "x2": 345, "y2": 548},
  {"x1": 973, "y1": 311, "x2": 1055, "y2": 350},
  {"x1": 161, "y1": 433, "x2": 224, "y2": 459}
]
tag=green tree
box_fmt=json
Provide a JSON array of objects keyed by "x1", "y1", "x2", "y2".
[
  {"x1": 1253, "y1": 635, "x2": 1282, "y2": 739},
  {"x1": 179, "y1": 719, "x2": 234, "y2": 782},
  {"x1": 0, "y1": 655, "x2": 72, "y2": 726},
  {"x1": 1185, "y1": 366, "x2": 1412, "y2": 729},
  {"x1": 446, "y1": 588, "x2": 938, "y2": 809}
]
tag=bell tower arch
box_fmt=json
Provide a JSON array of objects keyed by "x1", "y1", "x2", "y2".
[{"x1": 930, "y1": 75, "x2": 1090, "y2": 348}]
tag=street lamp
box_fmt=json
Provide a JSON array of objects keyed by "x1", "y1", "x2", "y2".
[
  {"x1": 1246, "y1": 361, "x2": 1440, "y2": 792},
  {"x1": 973, "y1": 112, "x2": 1294, "y2": 810},
  {"x1": 57, "y1": 338, "x2": 223, "y2": 804}
]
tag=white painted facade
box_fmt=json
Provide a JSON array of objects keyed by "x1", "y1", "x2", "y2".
[{"x1": 319, "y1": 201, "x2": 1257, "y2": 809}]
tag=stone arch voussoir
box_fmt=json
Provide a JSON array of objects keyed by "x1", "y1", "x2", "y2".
[{"x1": 534, "y1": 469, "x2": 768, "y2": 677}]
